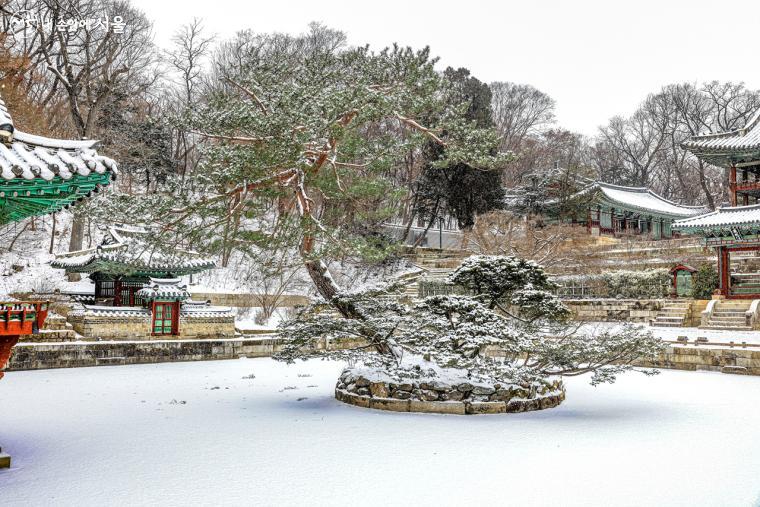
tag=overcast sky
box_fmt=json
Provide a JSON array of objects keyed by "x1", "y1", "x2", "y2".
[{"x1": 130, "y1": 0, "x2": 760, "y2": 137}]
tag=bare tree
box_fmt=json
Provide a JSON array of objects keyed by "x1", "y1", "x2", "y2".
[
  {"x1": 490, "y1": 81, "x2": 555, "y2": 153},
  {"x1": 597, "y1": 92, "x2": 672, "y2": 188},
  {"x1": 598, "y1": 81, "x2": 760, "y2": 209},
  {"x1": 1, "y1": 0, "x2": 158, "y2": 278}
]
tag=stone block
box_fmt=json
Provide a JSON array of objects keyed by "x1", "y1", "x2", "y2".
[
  {"x1": 465, "y1": 401, "x2": 506, "y2": 414},
  {"x1": 409, "y1": 400, "x2": 466, "y2": 415},
  {"x1": 505, "y1": 400, "x2": 526, "y2": 413},
  {"x1": 369, "y1": 381, "x2": 389, "y2": 398},
  {"x1": 369, "y1": 397, "x2": 410, "y2": 412},
  {"x1": 335, "y1": 388, "x2": 370, "y2": 408},
  {"x1": 722, "y1": 365, "x2": 749, "y2": 375}
]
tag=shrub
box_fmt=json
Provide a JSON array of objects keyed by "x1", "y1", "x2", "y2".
[
  {"x1": 691, "y1": 265, "x2": 719, "y2": 299},
  {"x1": 602, "y1": 269, "x2": 670, "y2": 299},
  {"x1": 552, "y1": 269, "x2": 670, "y2": 299}
]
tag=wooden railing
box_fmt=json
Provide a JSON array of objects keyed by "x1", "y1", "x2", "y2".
[{"x1": 0, "y1": 301, "x2": 49, "y2": 336}]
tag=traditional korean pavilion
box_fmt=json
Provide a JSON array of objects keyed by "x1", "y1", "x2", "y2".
[
  {"x1": 571, "y1": 181, "x2": 707, "y2": 239},
  {"x1": 51, "y1": 224, "x2": 215, "y2": 306},
  {"x1": 674, "y1": 110, "x2": 760, "y2": 298}
]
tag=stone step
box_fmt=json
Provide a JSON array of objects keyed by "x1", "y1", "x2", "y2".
[
  {"x1": 654, "y1": 317, "x2": 684, "y2": 323},
  {"x1": 701, "y1": 325, "x2": 753, "y2": 331},
  {"x1": 650, "y1": 321, "x2": 683, "y2": 327},
  {"x1": 42, "y1": 313, "x2": 69, "y2": 330}
]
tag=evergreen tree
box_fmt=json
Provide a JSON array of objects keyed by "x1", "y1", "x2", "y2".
[
  {"x1": 277, "y1": 255, "x2": 663, "y2": 388},
  {"x1": 413, "y1": 68, "x2": 507, "y2": 232},
  {"x1": 104, "y1": 25, "x2": 508, "y2": 321}
]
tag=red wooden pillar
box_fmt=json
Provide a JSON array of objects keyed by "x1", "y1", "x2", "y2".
[
  {"x1": 729, "y1": 166, "x2": 737, "y2": 207},
  {"x1": 719, "y1": 247, "x2": 730, "y2": 297},
  {"x1": 172, "y1": 301, "x2": 180, "y2": 335},
  {"x1": 0, "y1": 335, "x2": 19, "y2": 380}
]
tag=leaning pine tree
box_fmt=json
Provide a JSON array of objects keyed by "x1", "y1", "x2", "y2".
[
  {"x1": 101, "y1": 25, "x2": 510, "y2": 317},
  {"x1": 277, "y1": 255, "x2": 663, "y2": 412}
]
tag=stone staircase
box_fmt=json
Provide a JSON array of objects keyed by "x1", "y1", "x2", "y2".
[
  {"x1": 700, "y1": 300, "x2": 753, "y2": 331},
  {"x1": 650, "y1": 300, "x2": 690, "y2": 327},
  {"x1": 395, "y1": 248, "x2": 468, "y2": 300},
  {"x1": 729, "y1": 252, "x2": 760, "y2": 296},
  {"x1": 730, "y1": 273, "x2": 760, "y2": 296},
  {"x1": 18, "y1": 311, "x2": 77, "y2": 342},
  {"x1": 410, "y1": 248, "x2": 469, "y2": 270}
]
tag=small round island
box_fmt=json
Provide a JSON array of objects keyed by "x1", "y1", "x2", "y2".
[{"x1": 335, "y1": 367, "x2": 565, "y2": 415}]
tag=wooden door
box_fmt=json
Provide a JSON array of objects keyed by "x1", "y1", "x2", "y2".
[
  {"x1": 676, "y1": 271, "x2": 692, "y2": 297},
  {"x1": 152, "y1": 302, "x2": 178, "y2": 335}
]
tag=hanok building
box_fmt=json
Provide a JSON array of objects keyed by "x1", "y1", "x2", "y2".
[
  {"x1": 52, "y1": 225, "x2": 215, "y2": 306},
  {"x1": 572, "y1": 181, "x2": 707, "y2": 239},
  {"x1": 674, "y1": 110, "x2": 760, "y2": 298},
  {"x1": 51, "y1": 225, "x2": 235, "y2": 339}
]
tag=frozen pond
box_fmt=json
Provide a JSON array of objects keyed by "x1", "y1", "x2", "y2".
[{"x1": 1, "y1": 358, "x2": 760, "y2": 506}]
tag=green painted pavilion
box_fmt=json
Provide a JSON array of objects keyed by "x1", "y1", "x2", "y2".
[
  {"x1": 569, "y1": 181, "x2": 707, "y2": 239},
  {"x1": 675, "y1": 108, "x2": 760, "y2": 298},
  {"x1": 51, "y1": 225, "x2": 215, "y2": 307}
]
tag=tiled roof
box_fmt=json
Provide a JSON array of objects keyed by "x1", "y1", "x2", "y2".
[
  {"x1": 51, "y1": 225, "x2": 216, "y2": 275},
  {"x1": 0, "y1": 95, "x2": 117, "y2": 181},
  {"x1": 0, "y1": 93, "x2": 118, "y2": 223},
  {"x1": 682, "y1": 109, "x2": 760, "y2": 154},
  {"x1": 573, "y1": 181, "x2": 707, "y2": 218},
  {"x1": 137, "y1": 278, "x2": 191, "y2": 302},
  {"x1": 673, "y1": 204, "x2": 760, "y2": 230}
]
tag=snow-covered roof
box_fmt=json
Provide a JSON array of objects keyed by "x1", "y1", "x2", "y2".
[
  {"x1": 577, "y1": 182, "x2": 707, "y2": 218},
  {"x1": 682, "y1": 109, "x2": 760, "y2": 166},
  {"x1": 673, "y1": 203, "x2": 760, "y2": 231},
  {"x1": 0, "y1": 94, "x2": 116, "y2": 181},
  {"x1": 137, "y1": 278, "x2": 191, "y2": 302},
  {"x1": 51, "y1": 225, "x2": 216, "y2": 276},
  {"x1": 0, "y1": 96, "x2": 13, "y2": 130},
  {"x1": 683, "y1": 109, "x2": 760, "y2": 151}
]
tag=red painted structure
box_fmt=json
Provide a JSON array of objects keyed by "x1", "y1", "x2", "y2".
[{"x1": 0, "y1": 301, "x2": 48, "y2": 379}]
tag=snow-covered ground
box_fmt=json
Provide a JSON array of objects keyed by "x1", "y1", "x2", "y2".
[{"x1": 2, "y1": 359, "x2": 760, "y2": 506}]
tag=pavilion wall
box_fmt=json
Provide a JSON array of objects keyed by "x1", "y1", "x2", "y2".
[{"x1": 68, "y1": 312, "x2": 236, "y2": 340}]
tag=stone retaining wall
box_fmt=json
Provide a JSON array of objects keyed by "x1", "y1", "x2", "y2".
[
  {"x1": 335, "y1": 370, "x2": 565, "y2": 415},
  {"x1": 8, "y1": 335, "x2": 760, "y2": 379},
  {"x1": 565, "y1": 299, "x2": 665, "y2": 322},
  {"x1": 67, "y1": 313, "x2": 237, "y2": 341},
  {"x1": 6, "y1": 337, "x2": 364, "y2": 371},
  {"x1": 188, "y1": 292, "x2": 310, "y2": 308},
  {"x1": 636, "y1": 345, "x2": 760, "y2": 375}
]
